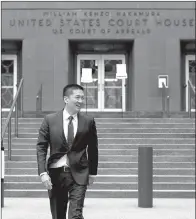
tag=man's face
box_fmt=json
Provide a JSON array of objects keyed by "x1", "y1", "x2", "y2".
[{"x1": 64, "y1": 89, "x2": 84, "y2": 114}]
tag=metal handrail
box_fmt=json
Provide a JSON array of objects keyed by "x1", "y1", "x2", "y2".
[
  {"x1": 188, "y1": 79, "x2": 195, "y2": 118},
  {"x1": 36, "y1": 84, "x2": 42, "y2": 117},
  {"x1": 1, "y1": 78, "x2": 24, "y2": 160},
  {"x1": 1, "y1": 78, "x2": 23, "y2": 207}
]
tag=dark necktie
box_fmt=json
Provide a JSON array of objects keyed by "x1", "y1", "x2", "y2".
[{"x1": 67, "y1": 116, "x2": 74, "y2": 148}]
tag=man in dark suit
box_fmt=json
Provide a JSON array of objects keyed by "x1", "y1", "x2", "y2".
[{"x1": 36, "y1": 84, "x2": 98, "y2": 219}]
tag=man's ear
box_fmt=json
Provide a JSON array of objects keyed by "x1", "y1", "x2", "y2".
[{"x1": 63, "y1": 96, "x2": 68, "y2": 104}]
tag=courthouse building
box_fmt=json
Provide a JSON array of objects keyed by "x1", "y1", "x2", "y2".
[{"x1": 1, "y1": 1, "x2": 195, "y2": 115}]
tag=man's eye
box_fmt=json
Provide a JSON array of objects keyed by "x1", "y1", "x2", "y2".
[{"x1": 75, "y1": 96, "x2": 84, "y2": 100}]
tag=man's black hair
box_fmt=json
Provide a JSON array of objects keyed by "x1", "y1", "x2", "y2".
[{"x1": 63, "y1": 84, "x2": 84, "y2": 97}]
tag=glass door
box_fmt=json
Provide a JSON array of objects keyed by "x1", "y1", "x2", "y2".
[
  {"x1": 1, "y1": 55, "x2": 17, "y2": 111},
  {"x1": 77, "y1": 55, "x2": 101, "y2": 111},
  {"x1": 101, "y1": 55, "x2": 126, "y2": 111},
  {"x1": 77, "y1": 54, "x2": 126, "y2": 112},
  {"x1": 185, "y1": 55, "x2": 196, "y2": 112}
]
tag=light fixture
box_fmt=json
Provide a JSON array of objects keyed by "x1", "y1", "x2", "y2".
[
  {"x1": 81, "y1": 68, "x2": 93, "y2": 83},
  {"x1": 81, "y1": 68, "x2": 93, "y2": 114},
  {"x1": 116, "y1": 64, "x2": 127, "y2": 79}
]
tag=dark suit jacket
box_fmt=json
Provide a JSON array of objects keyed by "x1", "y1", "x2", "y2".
[{"x1": 36, "y1": 110, "x2": 98, "y2": 185}]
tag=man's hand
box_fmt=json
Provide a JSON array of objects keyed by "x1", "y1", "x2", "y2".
[
  {"x1": 88, "y1": 175, "x2": 96, "y2": 186},
  {"x1": 40, "y1": 173, "x2": 52, "y2": 190}
]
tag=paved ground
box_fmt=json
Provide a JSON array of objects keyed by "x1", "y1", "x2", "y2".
[{"x1": 2, "y1": 198, "x2": 195, "y2": 219}]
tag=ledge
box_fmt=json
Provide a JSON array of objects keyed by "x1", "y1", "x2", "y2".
[{"x1": 2, "y1": 111, "x2": 194, "y2": 118}]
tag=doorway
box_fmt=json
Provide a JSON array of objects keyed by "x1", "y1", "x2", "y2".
[
  {"x1": 185, "y1": 55, "x2": 195, "y2": 112},
  {"x1": 77, "y1": 54, "x2": 126, "y2": 112}
]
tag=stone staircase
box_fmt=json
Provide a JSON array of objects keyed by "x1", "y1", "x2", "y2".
[{"x1": 2, "y1": 116, "x2": 195, "y2": 198}]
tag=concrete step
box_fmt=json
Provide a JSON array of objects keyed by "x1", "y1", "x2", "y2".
[
  {"x1": 94, "y1": 118, "x2": 195, "y2": 123},
  {"x1": 87, "y1": 183, "x2": 196, "y2": 191},
  {"x1": 101, "y1": 133, "x2": 195, "y2": 138},
  {"x1": 4, "y1": 149, "x2": 195, "y2": 156},
  {"x1": 4, "y1": 190, "x2": 195, "y2": 198},
  {"x1": 3, "y1": 123, "x2": 195, "y2": 129},
  {"x1": 4, "y1": 168, "x2": 195, "y2": 175},
  {"x1": 5, "y1": 155, "x2": 195, "y2": 162},
  {"x1": 99, "y1": 149, "x2": 194, "y2": 156},
  {"x1": 4, "y1": 182, "x2": 195, "y2": 190},
  {"x1": 5, "y1": 110, "x2": 196, "y2": 117},
  {"x1": 2, "y1": 117, "x2": 195, "y2": 122},
  {"x1": 3, "y1": 127, "x2": 196, "y2": 133},
  {"x1": 94, "y1": 138, "x2": 196, "y2": 144},
  {"x1": 5, "y1": 175, "x2": 195, "y2": 183},
  {"x1": 5, "y1": 137, "x2": 195, "y2": 144},
  {"x1": 15, "y1": 133, "x2": 195, "y2": 138},
  {"x1": 98, "y1": 155, "x2": 195, "y2": 162},
  {"x1": 3, "y1": 143, "x2": 195, "y2": 150},
  {"x1": 85, "y1": 190, "x2": 195, "y2": 198},
  {"x1": 5, "y1": 161, "x2": 195, "y2": 169},
  {"x1": 98, "y1": 144, "x2": 196, "y2": 149}
]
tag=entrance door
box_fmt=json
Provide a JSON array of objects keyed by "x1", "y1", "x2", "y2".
[
  {"x1": 77, "y1": 54, "x2": 126, "y2": 112},
  {"x1": 1, "y1": 55, "x2": 17, "y2": 111},
  {"x1": 185, "y1": 55, "x2": 195, "y2": 112}
]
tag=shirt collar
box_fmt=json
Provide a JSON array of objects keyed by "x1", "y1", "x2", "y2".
[{"x1": 63, "y1": 108, "x2": 77, "y2": 121}]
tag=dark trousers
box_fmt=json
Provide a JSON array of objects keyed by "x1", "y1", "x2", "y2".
[{"x1": 48, "y1": 167, "x2": 87, "y2": 219}]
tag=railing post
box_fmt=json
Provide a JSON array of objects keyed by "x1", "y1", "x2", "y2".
[
  {"x1": 40, "y1": 84, "x2": 42, "y2": 111},
  {"x1": 15, "y1": 98, "x2": 18, "y2": 137},
  {"x1": 1, "y1": 145, "x2": 5, "y2": 207},
  {"x1": 188, "y1": 83, "x2": 191, "y2": 118},
  {"x1": 162, "y1": 84, "x2": 166, "y2": 117},
  {"x1": 15, "y1": 83, "x2": 19, "y2": 137},
  {"x1": 138, "y1": 146, "x2": 153, "y2": 208},
  {"x1": 85, "y1": 83, "x2": 87, "y2": 114},
  {"x1": 8, "y1": 120, "x2": 12, "y2": 160},
  {"x1": 36, "y1": 84, "x2": 43, "y2": 117},
  {"x1": 21, "y1": 83, "x2": 23, "y2": 118},
  {"x1": 36, "y1": 96, "x2": 40, "y2": 118},
  {"x1": 166, "y1": 96, "x2": 170, "y2": 117}
]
